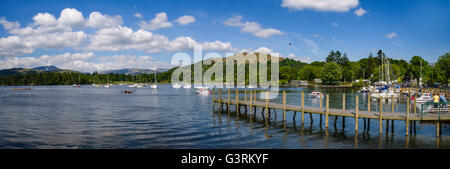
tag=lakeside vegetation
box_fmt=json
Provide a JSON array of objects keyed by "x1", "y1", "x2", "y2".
[{"x1": 0, "y1": 50, "x2": 448, "y2": 87}]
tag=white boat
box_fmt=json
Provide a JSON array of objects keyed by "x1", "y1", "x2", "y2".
[
  {"x1": 371, "y1": 90, "x2": 399, "y2": 99},
  {"x1": 136, "y1": 84, "x2": 144, "y2": 88},
  {"x1": 247, "y1": 85, "x2": 257, "y2": 89},
  {"x1": 414, "y1": 93, "x2": 433, "y2": 103},
  {"x1": 183, "y1": 84, "x2": 192, "y2": 89},
  {"x1": 104, "y1": 85, "x2": 110, "y2": 88},
  {"x1": 360, "y1": 87, "x2": 369, "y2": 93},
  {"x1": 196, "y1": 89, "x2": 212, "y2": 95},
  {"x1": 308, "y1": 91, "x2": 324, "y2": 98},
  {"x1": 128, "y1": 84, "x2": 138, "y2": 88},
  {"x1": 172, "y1": 84, "x2": 182, "y2": 89},
  {"x1": 194, "y1": 86, "x2": 209, "y2": 89},
  {"x1": 151, "y1": 68, "x2": 158, "y2": 89}
]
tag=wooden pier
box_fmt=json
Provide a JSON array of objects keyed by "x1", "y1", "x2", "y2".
[{"x1": 212, "y1": 89, "x2": 449, "y2": 137}]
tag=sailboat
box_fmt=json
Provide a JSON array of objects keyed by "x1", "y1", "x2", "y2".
[
  {"x1": 104, "y1": 75, "x2": 111, "y2": 88},
  {"x1": 150, "y1": 68, "x2": 157, "y2": 89}
]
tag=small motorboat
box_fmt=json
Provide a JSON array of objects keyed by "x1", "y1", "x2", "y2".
[
  {"x1": 308, "y1": 91, "x2": 324, "y2": 98},
  {"x1": 414, "y1": 93, "x2": 433, "y2": 103},
  {"x1": 104, "y1": 84, "x2": 110, "y2": 88},
  {"x1": 183, "y1": 84, "x2": 192, "y2": 89},
  {"x1": 150, "y1": 84, "x2": 158, "y2": 89},
  {"x1": 122, "y1": 90, "x2": 133, "y2": 94},
  {"x1": 128, "y1": 84, "x2": 138, "y2": 88},
  {"x1": 247, "y1": 85, "x2": 257, "y2": 89},
  {"x1": 172, "y1": 84, "x2": 182, "y2": 89},
  {"x1": 196, "y1": 89, "x2": 212, "y2": 95},
  {"x1": 360, "y1": 87, "x2": 369, "y2": 93}
]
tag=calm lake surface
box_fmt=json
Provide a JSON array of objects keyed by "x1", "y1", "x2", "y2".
[{"x1": 0, "y1": 85, "x2": 448, "y2": 149}]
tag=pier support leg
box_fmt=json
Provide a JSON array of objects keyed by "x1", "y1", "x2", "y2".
[
  {"x1": 437, "y1": 121, "x2": 440, "y2": 137},
  {"x1": 301, "y1": 92, "x2": 305, "y2": 124},
  {"x1": 325, "y1": 94, "x2": 329, "y2": 128},
  {"x1": 293, "y1": 111, "x2": 297, "y2": 121}
]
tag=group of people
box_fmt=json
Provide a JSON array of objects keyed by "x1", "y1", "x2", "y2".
[{"x1": 433, "y1": 93, "x2": 447, "y2": 108}]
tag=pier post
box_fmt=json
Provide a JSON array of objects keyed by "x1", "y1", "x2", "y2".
[
  {"x1": 368, "y1": 94, "x2": 371, "y2": 112},
  {"x1": 320, "y1": 93, "x2": 323, "y2": 110},
  {"x1": 355, "y1": 95, "x2": 359, "y2": 132},
  {"x1": 265, "y1": 91, "x2": 269, "y2": 119},
  {"x1": 227, "y1": 89, "x2": 230, "y2": 112},
  {"x1": 343, "y1": 93, "x2": 346, "y2": 110},
  {"x1": 301, "y1": 92, "x2": 305, "y2": 124},
  {"x1": 236, "y1": 90, "x2": 239, "y2": 113},
  {"x1": 245, "y1": 89, "x2": 247, "y2": 103},
  {"x1": 437, "y1": 122, "x2": 440, "y2": 137},
  {"x1": 250, "y1": 90, "x2": 253, "y2": 122},
  {"x1": 379, "y1": 97, "x2": 383, "y2": 134},
  {"x1": 283, "y1": 91, "x2": 286, "y2": 121},
  {"x1": 325, "y1": 94, "x2": 329, "y2": 128},
  {"x1": 414, "y1": 93, "x2": 417, "y2": 114},
  {"x1": 406, "y1": 96, "x2": 410, "y2": 136},
  {"x1": 391, "y1": 95, "x2": 394, "y2": 113},
  {"x1": 212, "y1": 88, "x2": 215, "y2": 110}
]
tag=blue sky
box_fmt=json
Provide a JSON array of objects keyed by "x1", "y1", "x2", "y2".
[{"x1": 0, "y1": 0, "x2": 448, "y2": 72}]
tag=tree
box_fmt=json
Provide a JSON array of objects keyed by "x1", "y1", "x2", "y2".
[
  {"x1": 280, "y1": 66, "x2": 296, "y2": 84},
  {"x1": 434, "y1": 52, "x2": 450, "y2": 85},
  {"x1": 321, "y1": 62, "x2": 342, "y2": 85},
  {"x1": 297, "y1": 65, "x2": 322, "y2": 81}
]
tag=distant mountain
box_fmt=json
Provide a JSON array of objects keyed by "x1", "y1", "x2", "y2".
[
  {"x1": 0, "y1": 65, "x2": 76, "y2": 76},
  {"x1": 32, "y1": 65, "x2": 61, "y2": 71},
  {"x1": 100, "y1": 68, "x2": 171, "y2": 75}
]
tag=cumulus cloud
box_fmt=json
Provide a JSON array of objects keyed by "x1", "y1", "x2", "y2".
[
  {"x1": 223, "y1": 15, "x2": 284, "y2": 38},
  {"x1": 287, "y1": 53, "x2": 311, "y2": 63},
  {"x1": 58, "y1": 8, "x2": 86, "y2": 28},
  {"x1": 0, "y1": 8, "x2": 237, "y2": 63},
  {"x1": 354, "y1": 7, "x2": 367, "y2": 16},
  {"x1": 0, "y1": 11, "x2": 88, "y2": 57},
  {"x1": 281, "y1": 0, "x2": 359, "y2": 12},
  {"x1": 174, "y1": 15, "x2": 196, "y2": 25},
  {"x1": 134, "y1": 13, "x2": 143, "y2": 19},
  {"x1": 385, "y1": 32, "x2": 398, "y2": 39},
  {"x1": 253, "y1": 47, "x2": 273, "y2": 54},
  {"x1": 86, "y1": 12, "x2": 123, "y2": 28},
  {"x1": 139, "y1": 12, "x2": 173, "y2": 31},
  {"x1": 0, "y1": 52, "x2": 172, "y2": 72},
  {"x1": 88, "y1": 25, "x2": 169, "y2": 53},
  {"x1": 166, "y1": 36, "x2": 233, "y2": 52},
  {"x1": 332, "y1": 22, "x2": 339, "y2": 27}
]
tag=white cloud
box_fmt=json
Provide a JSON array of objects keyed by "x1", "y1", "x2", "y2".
[
  {"x1": 287, "y1": 53, "x2": 311, "y2": 63},
  {"x1": 0, "y1": 36, "x2": 34, "y2": 57},
  {"x1": 332, "y1": 22, "x2": 339, "y2": 27},
  {"x1": 139, "y1": 12, "x2": 173, "y2": 31},
  {"x1": 0, "y1": 17, "x2": 20, "y2": 30},
  {"x1": 58, "y1": 8, "x2": 86, "y2": 28},
  {"x1": 281, "y1": 0, "x2": 359, "y2": 12},
  {"x1": 174, "y1": 15, "x2": 196, "y2": 25},
  {"x1": 88, "y1": 25, "x2": 169, "y2": 53},
  {"x1": 223, "y1": 15, "x2": 245, "y2": 27},
  {"x1": 166, "y1": 36, "x2": 233, "y2": 52},
  {"x1": 134, "y1": 13, "x2": 143, "y2": 19},
  {"x1": 385, "y1": 32, "x2": 398, "y2": 39},
  {"x1": 86, "y1": 12, "x2": 123, "y2": 28},
  {"x1": 253, "y1": 47, "x2": 273, "y2": 54},
  {"x1": 310, "y1": 34, "x2": 325, "y2": 40},
  {"x1": 0, "y1": 10, "x2": 88, "y2": 57},
  {"x1": 223, "y1": 16, "x2": 284, "y2": 38},
  {"x1": 354, "y1": 7, "x2": 367, "y2": 16},
  {"x1": 0, "y1": 52, "x2": 172, "y2": 72}
]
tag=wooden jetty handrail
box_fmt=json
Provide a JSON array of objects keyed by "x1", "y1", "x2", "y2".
[{"x1": 212, "y1": 89, "x2": 449, "y2": 138}]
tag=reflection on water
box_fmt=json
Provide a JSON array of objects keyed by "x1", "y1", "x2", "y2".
[{"x1": 0, "y1": 85, "x2": 448, "y2": 148}]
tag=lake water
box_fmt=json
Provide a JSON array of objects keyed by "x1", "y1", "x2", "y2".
[{"x1": 0, "y1": 85, "x2": 448, "y2": 149}]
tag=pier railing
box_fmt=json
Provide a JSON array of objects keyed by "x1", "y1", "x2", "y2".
[{"x1": 212, "y1": 88, "x2": 448, "y2": 137}]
